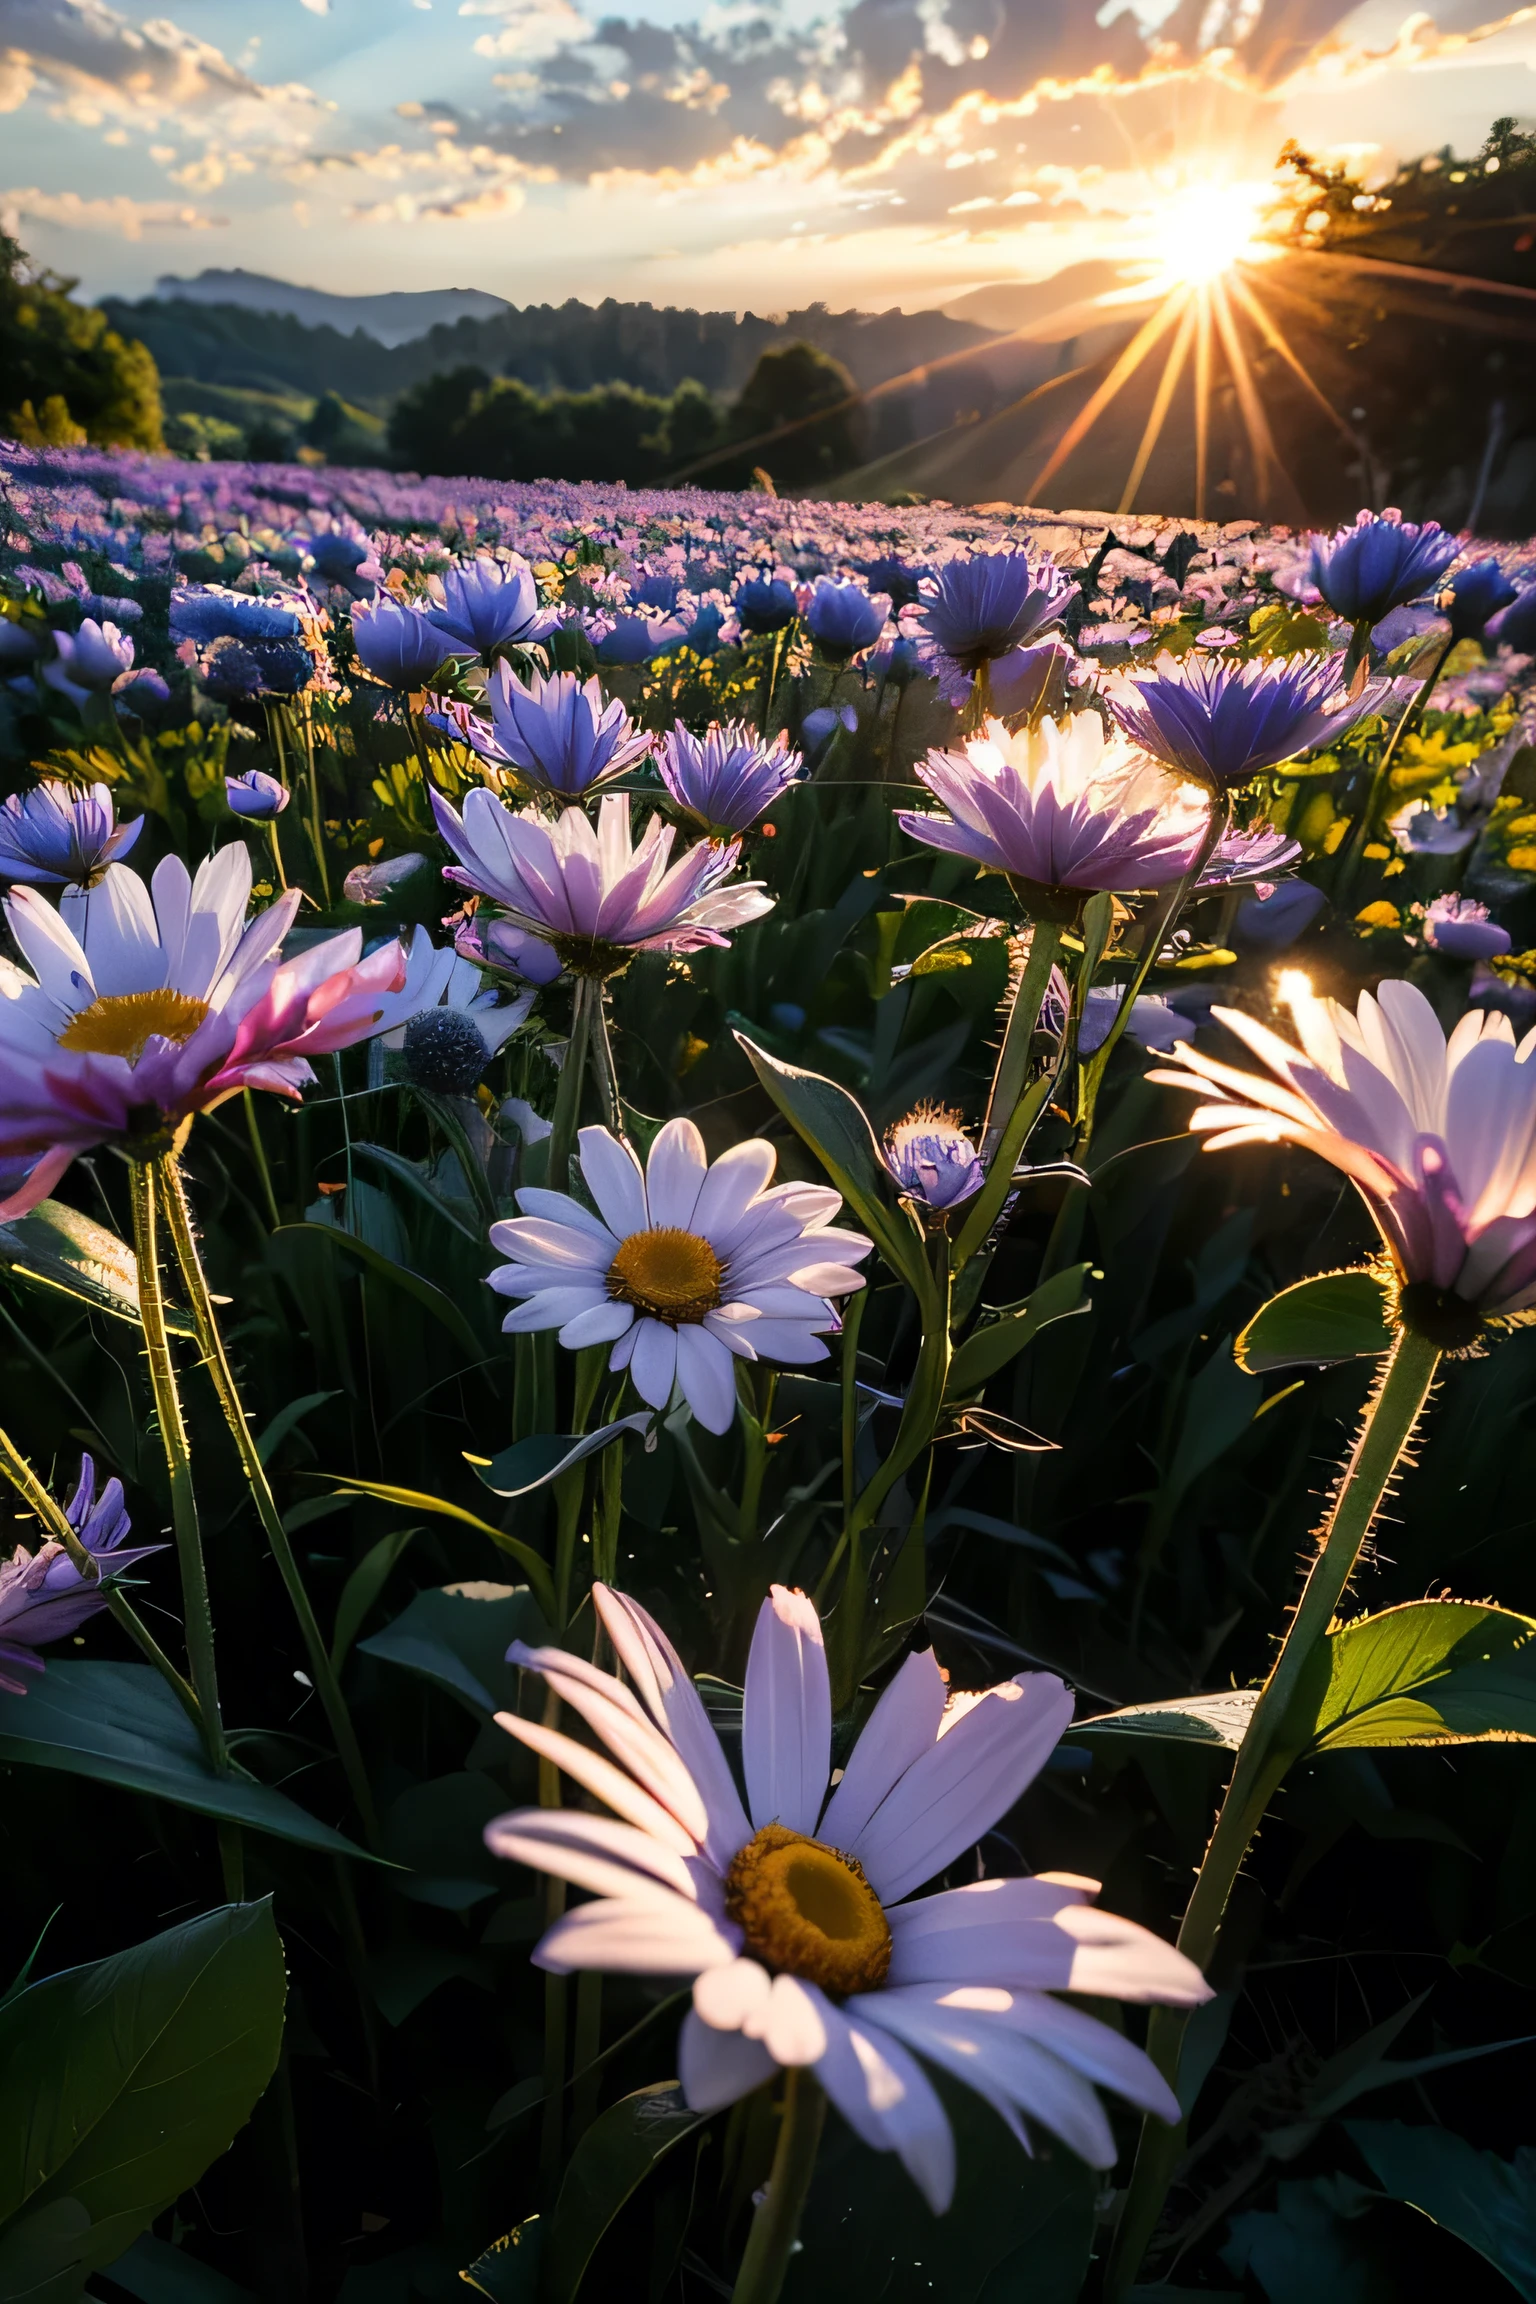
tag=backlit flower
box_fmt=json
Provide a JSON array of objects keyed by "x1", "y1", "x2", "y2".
[
  {"x1": 655, "y1": 722, "x2": 803, "y2": 837},
  {"x1": 226, "y1": 769, "x2": 290, "y2": 821},
  {"x1": 914, "y1": 549, "x2": 1076, "y2": 698},
  {"x1": 369, "y1": 924, "x2": 534, "y2": 1093},
  {"x1": 885, "y1": 1105, "x2": 984, "y2": 1210},
  {"x1": 1421, "y1": 893, "x2": 1511, "y2": 962},
  {"x1": 0, "y1": 848, "x2": 405, "y2": 1218},
  {"x1": 430, "y1": 789, "x2": 773, "y2": 977},
  {"x1": 1151, "y1": 976, "x2": 1536, "y2": 1337},
  {"x1": 351, "y1": 597, "x2": 468, "y2": 691},
  {"x1": 483, "y1": 663, "x2": 651, "y2": 798},
  {"x1": 804, "y1": 577, "x2": 889, "y2": 662},
  {"x1": 1308, "y1": 511, "x2": 1457, "y2": 628},
  {"x1": 899, "y1": 713, "x2": 1208, "y2": 917},
  {"x1": 42, "y1": 618, "x2": 134, "y2": 700},
  {"x1": 487, "y1": 1582, "x2": 1208, "y2": 2208},
  {"x1": 0, "y1": 1455, "x2": 164, "y2": 1696},
  {"x1": 0, "y1": 780, "x2": 142, "y2": 888},
  {"x1": 426, "y1": 555, "x2": 561, "y2": 656},
  {"x1": 1109, "y1": 653, "x2": 1373, "y2": 791},
  {"x1": 487, "y1": 1119, "x2": 870, "y2": 1429},
  {"x1": 1442, "y1": 558, "x2": 1518, "y2": 644}
]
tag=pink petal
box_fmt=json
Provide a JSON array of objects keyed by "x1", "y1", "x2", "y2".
[
  {"x1": 494, "y1": 1711, "x2": 699, "y2": 1855},
  {"x1": 483, "y1": 1806, "x2": 709, "y2": 1903},
  {"x1": 693, "y1": 1957, "x2": 772, "y2": 2031}
]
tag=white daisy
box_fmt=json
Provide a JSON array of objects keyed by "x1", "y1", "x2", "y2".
[
  {"x1": 487, "y1": 1582, "x2": 1211, "y2": 2212},
  {"x1": 486, "y1": 1119, "x2": 871, "y2": 1433},
  {"x1": 367, "y1": 923, "x2": 534, "y2": 1093}
]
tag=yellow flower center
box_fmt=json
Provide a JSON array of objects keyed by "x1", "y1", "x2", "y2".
[
  {"x1": 725, "y1": 1823, "x2": 892, "y2": 1996},
  {"x1": 606, "y1": 1226, "x2": 723, "y2": 1326},
  {"x1": 57, "y1": 989, "x2": 212, "y2": 1067}
]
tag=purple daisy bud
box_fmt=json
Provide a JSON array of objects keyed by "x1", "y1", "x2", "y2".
[
  {"x1": 1110, "y1": 652, "x2": 1375, "y2": 791},
  {"x1": 1307, "y1": 510, "x2": 1458, "y2": 627},
  {"x1": 1422, "y1": 893, "x2": 1512, "y2": 962},
  {"x1": 885, "y1": 1104, "x2": 985, "y2": 1212},
  {"x1": 656, "y1": 722, "x2": 804, "y2": 836},
  {"x1": 0, "y1": 780, "x2": 142, "y2": 888},
  {"x1": 227, "y1": 769, "x2": 290, "y2": 821},
  {"x1": 0, "y1": 1454, "x2": 165, "y2": 1696}
]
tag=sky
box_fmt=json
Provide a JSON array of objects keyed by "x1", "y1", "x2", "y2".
[{"x1": 2, "y1": 0, "x2": 1535, "y2": 316}]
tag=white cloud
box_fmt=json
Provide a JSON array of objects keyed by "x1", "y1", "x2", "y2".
[
  {"x1": 0, "y1": 181, "x2": 226, "y2": 234},
  {"x1": 0, "y1": 0, "x2": 324, "y2": 142}
]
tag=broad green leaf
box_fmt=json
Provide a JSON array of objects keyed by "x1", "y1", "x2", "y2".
[
  {"x1": 0, "y1": 1903, "x2": 284, "y2": 2289},
  {"x1": 322, "y1": 1478, "x2": 557, "y2": 1621},
  {"x1": 353, "y1": 1140, "x2": 483, "y2": 1241},
  {"x1": 543, "y1": 2083, "x2": 707, "y2": 2304},
  {"x1": 460, "y1": 2217, "x2": 543, "y2": 2303},
  {"x1": 1162, "y1": 1347, "x2": 1260, "y2": 1505},
  {"x1": 1235, "y1": 1268, "x2": 1393, "y2": 1374},
  {"x1": 330, "y1": 1526, "x2": 419, "y2": 1670},
  {"x1": 1281, "y1": 1600, "x2": 1536, "y2": 1755},
  {"x1": 0, "y1": 2197, "x2": 90, "y2": 2304},
  {"x1": 947, "y1": 1263, "x2": 1092, "y2": 1396},
  {"x1": 359, "y1": 1580, "x2": 549, "y2": 1718},
  {"x1": 467, "y1": 1413, "x2": 653, "y2": 1499},
  {"x1": 102, "y1": 2231, "x2": 260, "y2": 2302},
  {"x1": 0, "y1": 1198, "x2": 195, "y2": 1338},
  {"x1": 272, "y1": 1222, "x2": 485, "y2": 1361},
  {"x1": 733, "y1": 1032, "x2": 930, "y2": 1298},
  {"x1": 1072, "y1": 1690, "x2": 1261, "y2": 1750},
  {"x1": 0, "y1": 1662, "x2": 365, "y2": 1856},
  {"x1": 255, "y1": 1389, "x2": 340, "y2": 1467},
  {"x1": 1346, "y1": 2121, "x2": 1536, "y2": 2300}
]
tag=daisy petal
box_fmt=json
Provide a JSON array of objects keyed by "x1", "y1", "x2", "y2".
[
  {"x1": 534, "y1": 1893, "x2": 740, "y2": 1976},
  {"x1": 693, "y1": 1957, "x2": 773, "y2": 2031},
  {"x1": 679, "y1": 2008, "x2": 777, "y2": 2113},
  {"x1": 819, "y1": 1648, "x2": 947, "y2": 1848},
  {"x1": 743, "y1": 1585, "x2": 831, "y2": 1836},
  {"x1": 579, "y1": 1125, "x2": 649, "y2": 1237},
  {"x1": 676, "y1": 1324, "x2": 738, "y2": 1434},
  {"x1": 592, "y1": 1583, "x2": 753, "y2": 1868},
  {"x1": 806, "y1": 1988, "x2": 956, "y2": 2214}
]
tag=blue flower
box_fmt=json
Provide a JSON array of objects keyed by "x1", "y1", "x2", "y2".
[
  {"x1": 801, "y1": 703, "x2": 858, "y2": 752},
  {"x1": 1109, "y1": 652, "x2": 1371, "y2": 790},
  {"x1": 853, "y1": 553, "x2": 932, "y2": 611},
  {"x1": 0, "y1": 1454, "x2": 165, "y2": 1696},
  {"x1": 42, "y1": 618, "x2": 135, "y2": 700},
  {"x1": 227, "y1": 769, "x2": 290, "y2": 821},
  {"x1": 804, "y1": 577, "x2": 889, "y2": 662},
  {"x1": 200, "y1": 634, "x2": 314, "y2": 701},
  {"x1": 298, "y1": 525, "x2": 379, "y2": 598},
  {"x1": 484, "y1": 662, "x2": 652, "y2": 797},
  {"x1": 656, "y1": 722, "x2": 804, "y2": 836},
  {"x1": 351, "y1": 597, "x2": 468, "y2": 691},
  {"x1": 1488, "y1": 583, "x2": 1536, "y2": 656},
  {"x1": 915, "y1": 548, "x2": 1076, "y2": 683},
  {"x1": 427, "y1": 556, "x2": 562, "y2": 656},
  {"x1": 733, "y1": 575, "x2": 798, "y2": 635},
  {"x1": 592, "y1": 610, "x2": 688, "y2": 664},
  {"x1": 1422, "y1": 892, "x2": 1511, "y2": 961},
  {"x1": 1233, "y1": 879, "x2": 1328, "y2": 948},
  {"x1": 170, "y1": 587, "x2": 304, "y2": 644},
  {"x1": 1307, "y1": 511, "x2": 1458, "y2": 626},
  {"x1": 1442, "y1": 557, "x2": 1518, "y2": 643},
  {"x1": 885, "y1": 1105, "x2": 984, "y2": 1212},
  {"x1": 633, "y1": 571, "x2": 683, "y2": 612},
  {"x1": 0, "y1": 779, "x2": 142, "y2": 887}
]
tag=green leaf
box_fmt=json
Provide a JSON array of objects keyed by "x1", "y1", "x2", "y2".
[
  {"x1": 0, "y1": 2197, "x2": 90, "y2": 2304},
  {"x1": 0, "y1": 1198, "x2": 195, "y2": 1339},
  {"x1": 1282, "y1": 1600, "x2": 1536, "y2": 1755},
  {"x1": 1072, "y1": 1690, "x2": 1262, "y2": 1750},
  {"x1": 330, "y1": 1527, "x2": 419, "y2": 1671},
  {"x1": 359, "y1": 1580, "x2": 549, "y2": 1718},
  {"x1": 255, "y1": 1390, "x2": 340, "y2": 1467},
  {"x1": 1346, "y1": 2121, "x2": 1536, "y2": 2300},
  {"x1": 467, "y1": 1414, "x2": 654, "y2": 1499},
  {"x1": 0, "y1": 1662, "x2": 366, "y2": 1856},
  {"x1": 1162, "y1": 1347, "x2": 1260, "y2": 1505},
  {"x1": 0, "y1": 1903, "x2": 284, "y2": 2289},
  {"x1": 101, "y1": 2231, "x2": 260, "y2": 2302},
  {"x1": 271, "y1": 1222, "x2": 485, "y2": 1362},
  {"x1": 947, "y1": 1264, "x2": 1093, "y2": 1396},
  {"x1": 543, "y1": 2083, "x2": 707, "y2": 2304},
  {"x1": 460, "y1": 2217, "x2": 543, "y2": 2303},
  {"x1": 321, "y1": 1478, "x2": 557, "y2": 1621},
  {"x1": 352, "y1": 1141, "x2": 483, "y2": 1241},
  {"x1": 733, "y1": 1032, "x2": 930, "y2": 1299},
  {"x1": 1235, "y1": 1269, "x2": 1393, "y2": 1374}
]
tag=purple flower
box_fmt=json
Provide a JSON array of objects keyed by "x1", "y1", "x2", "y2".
[
  {"x1": 854, "y1": 553, "x2": 932, "y2": 611},
  {"x1": 1080, "y1": 988, "x2": 1190, "y2": 1055},
  {"x1": 885, "y1": 1104, "x2": 984, "y2": 1211},
  {"x1": 987, "y1": 638, "x2": 1074, "y2": 723},
  {"x1": 484, "y1": 663, "x2": 652, "y2": 798},
  {"x1": 1110, "y1": 652, "x2": 1373, "y2": 791},
  {"x1": 199, "y1": 635, "x2": 313, "y2": 702},
  {"x1": 1442, "y1": 558, "x2": 1518, "y2": 644},
  {"x1": 43, "y1": 619, "x2": 134, "y2": 698},
  {"x1": 1307, "y1": 511, "x2": 1458, "y2": 627},
  {"x1": 1423, "y1": 893, "x2": 1511, "y2": 962},
  {"x1": 733, "y1": 575, "x2": 798, "y2": 635},
  {"x1": 114, "y1": 668, "x2": 170, "y2": 711},
  {"x1": 592, "y1": 610, "x2": 689, "y2": 665},
  {"x1": 804, "y1": 577, "x2": 889, "y2": 662},
  {"x1": 170, "y1": 587, "x2": 304, "y2": 644},
  {"x1": 1199, "y1": 826, "x2": 1304, "y2": 888},
  {"x1": 0, "y1": 620, "x2": 42, "y2": 671},
  {"x1": 454, "y1": 910, "x2": 565, "y2": 987},
  {"x1": 427, "y1": 556, "x2": 562, "y2": 656},
  {"x1": 0, "y1": 780, "x2": 142, "y2": 888},
  {"x1": 351, "y1": 597, "x2": 468, "y2": 691},
  {"x1": 915, "y1": 549, "x2": 1076, "y2": 688},
  {"x1": 1488, "y1": 584, "x2": 1536, "y2": 656},
  {"x1": 298, "y1": 524, "x2": 380, "y2": 598},
  {"x1": 656, "y1": 722, "x2": 804, "y2": 836},
  {"x1": 802, "y1": 703, "x2": 858, "y2": 752},
  {"x1": 1233, "y1": 879, "x2": 1328, "y2": 948},
  {"x1": 227, "y1": 769, "x2": 290, "y2": 821},
  {"x1": 0, "y1": 1454, "x2": 164, "y2": 1695}
]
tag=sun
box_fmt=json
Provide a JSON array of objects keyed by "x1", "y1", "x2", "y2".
[{"x1": 1141, "y1": 178, "x2": 1274, "y2": 287}]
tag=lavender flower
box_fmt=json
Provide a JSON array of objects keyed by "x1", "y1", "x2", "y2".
[
  {"x1": 42, "y1": 619, "x2": 135, "y2": 699},
  {"x1": 484, "y1": 663, "x2": 652, "y2": 798},
  {"x1": 885, "y1": 1105, "x2": 985, "y2": 1211},
  {"x1": 656, "y1": 722, "x2": 803, "y2": 836},
  {"x1": 0, "y1": 780, "x2": 142, "y2": 888},
  {"x1": 426, "y1": 556, "x2": 562, "y2": 656},
  {"x1": 804, "y1": 577, "x2": 889, "y2": 662},
  {"x1": 592, "y1": 611, "x2": 689, "y2": 665},
  {"x1": 0, "y1": 1455, "x2": 163, "y2": 1695},
  {"x1": 297, "y1": 524, "x2": 379, "y2": 598},
  {"x1": 200, "y1": 635, "x2": 314, "y2": 701},
  {"x1": 1110, "y1": 653, "x2": 1373, "y2": 790},
  {"x1": 1488, "y1": 584, "x2": 1536, "y2": 656},
  {"x1": 1422, "y1": 893, "x2": 1512, "y2": 962},
  {"x1": 915, "y1": 549, "x2": 1076, "y2": 697},
  {"x1": 1308, "y1": 511, "x2": 1458, "y2": 627},
  {"x1": 170, "y1": 588, "x2": 303, "y2": 645},
  {"x1": 733, "y1": 576, "x2": 798, "y2": 635},
  {"x1": 351, "y1": 597, "x2": 468, "y2": 691},
  {"x1": 987, "y1": 638, "x2": 1074, "y2": 724},
  {"x1": 226, "y1": 769, "x2": 290, "y2": 821},
  {"x1": 1443, "y1": 558, "x2": 1519, "y2": 644}
]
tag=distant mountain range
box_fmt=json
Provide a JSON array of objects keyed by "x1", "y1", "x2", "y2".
[{"x1": 152, "y1": 269, "x2": 509, "y2": 347}]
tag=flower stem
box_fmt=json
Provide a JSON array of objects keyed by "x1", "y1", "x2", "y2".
[
  {"x1": 980, "y1": 918, "x2": 1063, "y2": 1162},
  {"x1": 244, "y1": 1089, "x2": 283, "y2": 1230},
  {"x1": 0, "y1": 1425, "x2": 201, "y2": 1728},
  {"x1": 1104, "y1": 1322, "x2": 1441, "y2": 2298},
  {"x1": 301, "y1": 695, "x2": 331, "y2": 907},
  {"x1": 547, "y1": 978, "x2": 595, "y2": 1195},
  {"x1": 587, "y1": 981, "x2": 624, "y2": 1136},
  {"x1": 1337, "y1": 633, "x2": 1455, "y2": 901},
  {"x1": 730, "y1": 2069, "x2": 827, "y2": 2304},
  {"x1": 158, "y1": 1155, "x2": 378, "y2": 1843}
]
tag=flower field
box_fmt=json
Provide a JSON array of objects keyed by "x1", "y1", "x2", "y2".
[{"x1": 4, "y1": 436, "x2": 1536, "y2": 2304}]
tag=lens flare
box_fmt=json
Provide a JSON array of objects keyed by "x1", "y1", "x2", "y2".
[{"x1": 1144, "y1": 180, "x2": 1271, "y2": 286}]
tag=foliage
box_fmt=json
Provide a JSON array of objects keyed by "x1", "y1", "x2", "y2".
[{"x1": 1, "y1": 232, "x2": 163, "y2": 453}]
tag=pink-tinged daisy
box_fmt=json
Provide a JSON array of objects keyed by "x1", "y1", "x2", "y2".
[
  {"x1": 487, "y1": 1120, "x2": 870, "y2": 1432},
  {"x1": 430, "y1": 789, "x2": 773, "y2": 978},
  {"x1": 0, "y1": 847, "x2": 405, "y2": 1218},
  {"x1": 487, "y1": 1584, "x2": 1209, "y2": 2210},
  {"x1": 1151, "y1": 975, "x2": 1536, "y2": 1339}
]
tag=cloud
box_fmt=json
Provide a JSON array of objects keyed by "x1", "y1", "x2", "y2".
[
  {"x1": 0, "y1": 0, "x2": 323, "y2": 140},
  {"x1": 462, "y1": 0, "x2": 591, "y2": 61},
  {"x1": 0, "y1": 181, "x2": 226, "y2": 234},
  {"x1": 345, "y1": 179, "x2": 527, "y2": 221}
]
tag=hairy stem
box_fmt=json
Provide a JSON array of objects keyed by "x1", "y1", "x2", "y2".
[{"x1": 730, "y1": 2070, "x2": 827, "y2": 2304}]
